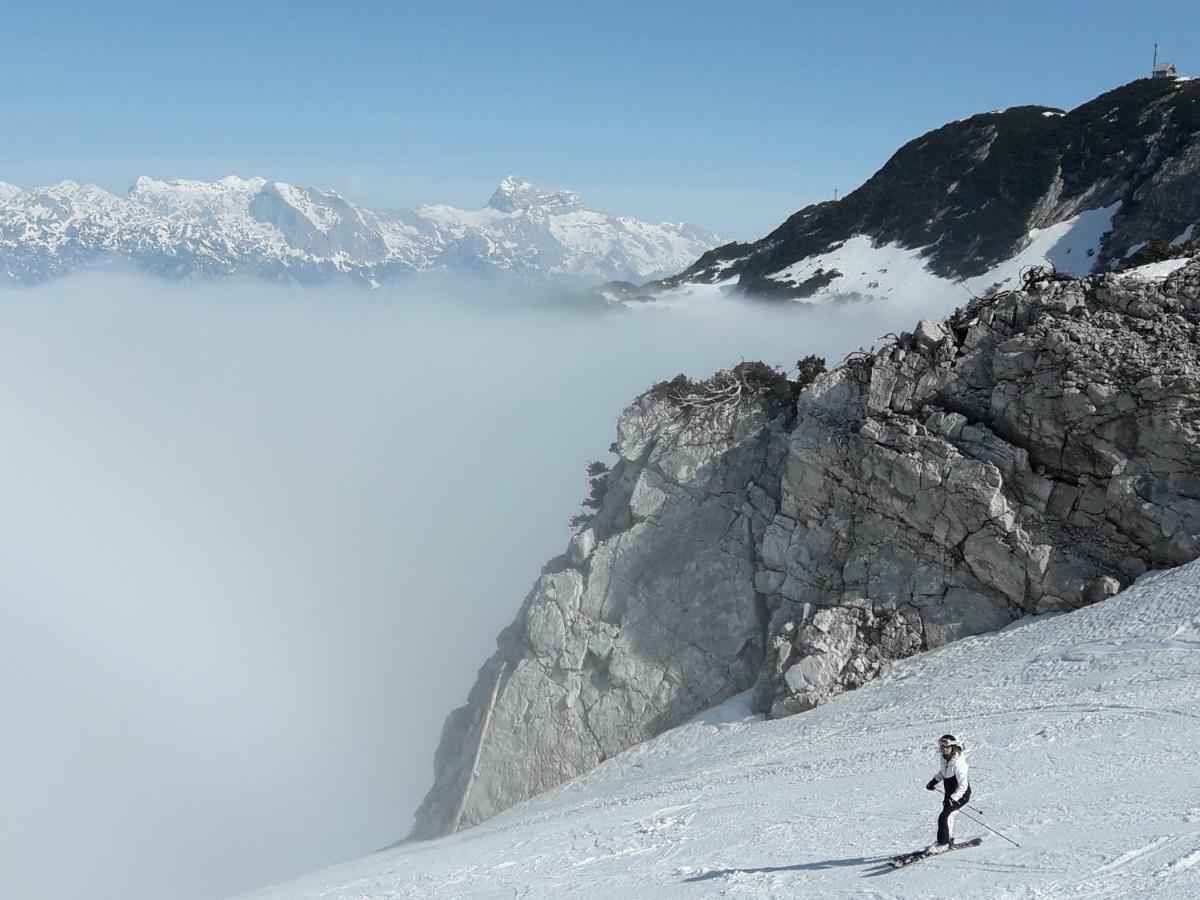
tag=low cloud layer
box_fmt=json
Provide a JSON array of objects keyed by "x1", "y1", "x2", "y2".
[{"x1": 0, "y1": 274, "x2": 967, "y2": 899}]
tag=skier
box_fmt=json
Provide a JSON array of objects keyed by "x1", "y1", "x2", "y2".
[{"x1": 925, "y1": 733, "x2": 970, "y2": 852}]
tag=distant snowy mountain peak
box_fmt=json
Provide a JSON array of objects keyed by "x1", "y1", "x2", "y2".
[
  {"x1": 486, "y1": 175, "x2": 585, "y2": 214},
  {"x1": 0, "y1": 174, "x2": 721, "y2": 287},
  {"x1": 129, "y1": 174, "x2": 267, "y2": 197}
]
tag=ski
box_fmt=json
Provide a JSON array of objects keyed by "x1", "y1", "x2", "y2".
[{"x1": 889, "y1": 837, "x2": 982, "y2": 868}]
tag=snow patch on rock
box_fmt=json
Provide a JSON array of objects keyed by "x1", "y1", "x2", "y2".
[{"x1": 758, "y1": 203, "x2": 1121, "y2": 307}]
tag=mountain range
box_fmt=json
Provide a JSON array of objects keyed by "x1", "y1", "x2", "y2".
[
  {"x1": 0, "y1": 175, "x2": 721, "y2": 287},
  {"x1": 8, "y1": 78, "x2": 1197, "y2": 304}
]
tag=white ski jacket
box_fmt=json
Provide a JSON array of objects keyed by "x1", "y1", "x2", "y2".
[{"x1": 932, "y1": 753, "x2": 969, "y2": 802}]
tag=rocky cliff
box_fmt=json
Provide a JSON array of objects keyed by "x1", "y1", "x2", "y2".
[{"x1": 411, "y1": 258, "x2": 1200, "y2": 839}]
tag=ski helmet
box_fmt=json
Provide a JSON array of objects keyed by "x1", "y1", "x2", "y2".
[{"x1": 938, "y1": 734, "x2": 963, "y2": 752}]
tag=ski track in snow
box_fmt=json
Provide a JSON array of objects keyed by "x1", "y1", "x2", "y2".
[{"x1": 245, "y1": 562, "x2": 1200, "y2": 899}]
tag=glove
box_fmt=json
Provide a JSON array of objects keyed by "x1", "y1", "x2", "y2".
[
  {"x1": 926, "y1": 779, "x2": 938, "y2": 791},
  {"x1": 945, "y1": 796, "x2": 963, "y2": 810}
]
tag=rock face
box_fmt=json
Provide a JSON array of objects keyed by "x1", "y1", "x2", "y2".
[
  {"x1": 756, "y1": 262, "x2": 1200, "y2": 714},
  {"x1": 409, "y1": 391, "x2": 792, "y2": 837},
  {"x1": 411, "y1": 260, "x2": 1200, "y2": 838}
]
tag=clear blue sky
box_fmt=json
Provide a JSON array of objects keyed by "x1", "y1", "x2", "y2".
[{"x1": 2, "y1": 0, "x2": 1197, "y2": 238}]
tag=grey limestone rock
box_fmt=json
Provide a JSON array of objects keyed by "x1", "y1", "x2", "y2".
[{"x1": 408, "y1": 388, "x2": 791, "y2": 838}]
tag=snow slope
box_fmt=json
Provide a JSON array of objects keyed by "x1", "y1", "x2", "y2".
[
  {"x1": 246, "y1": 560, "x2": 1200, "y2": 899},
  {"x1": 1124, "y1": 257, "x2": 1195, "y2": 280},
  {"x1": 0, "y1": 176, "x2": 720, "y2": 287},
  {"x1": 662, "y1": 203, "x2": 1126, "y2": 309}
]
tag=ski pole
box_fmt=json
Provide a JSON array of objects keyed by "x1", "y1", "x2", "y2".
[
  {"x1": 936, "y1": 791, "x2": 1021, "y2": 848},
  {"x1": 932, "y1": 786, "x2": 985, "y2": 817},
  {"x1": 954, "y1": 806, "x2": 1021, "y2": 848}
]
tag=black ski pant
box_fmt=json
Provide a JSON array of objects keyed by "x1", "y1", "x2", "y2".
[{"x1": 937, "y1": 786, "x2": 971, "y2": 845}]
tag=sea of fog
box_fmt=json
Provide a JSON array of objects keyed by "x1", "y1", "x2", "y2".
[{"x1": 0, "y1": 273, "x2": 967, "y2": 900}]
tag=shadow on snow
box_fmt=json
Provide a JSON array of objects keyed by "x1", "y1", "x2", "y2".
[{"x1": 682, "y1": 856, "x2": 890, "y2": 882}]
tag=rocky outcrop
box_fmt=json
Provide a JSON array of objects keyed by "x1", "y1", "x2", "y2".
[
  {"x1": 412, "y1": 260, "x2": 1200, "y2": 838},
  {"x1": 755, "y1": 261, "x2": 1200, "y2": 714}
]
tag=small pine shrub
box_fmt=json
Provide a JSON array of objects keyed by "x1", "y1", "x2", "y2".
[{"x1": 794, "y1": 354, "x2": 826, "y2": 388}]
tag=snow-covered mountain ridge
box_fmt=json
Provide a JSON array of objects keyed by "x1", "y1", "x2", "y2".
[
  {"x1": 662, "y1": 76, "x2": 1200, "y2": 302},
  {"x1": 247, "y1": 558, "x2": 1200, "y2": 899},
  {"x1": 0, "y1": 175, "x2": 721, "y2": 287}
]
